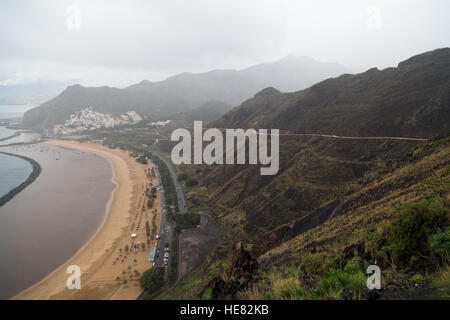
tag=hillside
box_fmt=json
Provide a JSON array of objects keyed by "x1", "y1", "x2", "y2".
[
  {"x1": 168, "y1": 136, "x2": 449, "y2": 300},
  {"x1": 159, "y1": 49, "x2": 450, "y2": 299},
  {"x1": 180, "y1": 48, "x2": 450, "y2": 240},
  {"x1": 22, "y1": 56, "x2": 346, "y2": 128},
  {"x1": 250, "y1": 136, "x2": 449, "y2": 299},
  {"x1": 22, "y1": 85, "x2": 134, "y2": 129},
  {"x1": 213, "y1": 48, "x2": 450, "y2": 138}
]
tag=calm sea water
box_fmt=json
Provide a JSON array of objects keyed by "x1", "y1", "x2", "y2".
[
  {"x1": 0, "y1": 143, "x2": 115, "y2": 299},
  {"x1": 0, "y1": 105, "x2": 33, "y2": 119},
  {"x1": 0, "y1": 153, "x2": 32, "y2": 198},
  {"x1": 0, "y1": 126, "x2": 31, "y2": 198}
]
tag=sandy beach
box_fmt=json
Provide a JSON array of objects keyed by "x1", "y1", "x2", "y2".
[{"x1": 13, "y1": 139, "x2": 162, "y2": 300}]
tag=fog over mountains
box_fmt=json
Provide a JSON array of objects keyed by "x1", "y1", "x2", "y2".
[
  {"x1": 213, "y1": 48, "x2": 450, "y2": 138},
  {"x1": 22, "y1": 56, "x2": 346, "y2": 128},
  {"x1": 193, "y1": 47, "x2": 450, "y2": 242}
]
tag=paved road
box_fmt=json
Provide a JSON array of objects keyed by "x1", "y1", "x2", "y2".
[
  {"x1": 150, "y1": 153, "x2": 187, "y2": 280},
  {"x1": 151, "y1": 162, "x2": 173, "y2": 272},
  {"x1": 153, "y1": 154, "x2": 187, "y2": 214}
]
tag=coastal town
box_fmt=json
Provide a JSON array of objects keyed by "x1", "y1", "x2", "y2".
[{"x1": 53, "y1": 108, "x2": 143, "y2": 136}]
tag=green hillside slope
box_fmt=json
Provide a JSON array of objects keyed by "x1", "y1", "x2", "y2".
[{"x1": 162, "y1": 49, "x2": 450, "y2": 300}]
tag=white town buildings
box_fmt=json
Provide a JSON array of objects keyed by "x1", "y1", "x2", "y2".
[{"x1": 53, "y1": 108, "x2": 143, "y2": 136}]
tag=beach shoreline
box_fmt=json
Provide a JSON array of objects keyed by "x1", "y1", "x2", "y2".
[{"x1": 12, "y1": 139, "x2": 159, "y2": 300}]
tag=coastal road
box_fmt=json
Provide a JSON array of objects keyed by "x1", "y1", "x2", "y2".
[
  {"x1": 151, "y1": 153, "x2": 187, "y2": 276},
  {"x1": 141, "y1": 152, "x2": 188, "y2": 299},
  {"x1": 152, "y1": 153, "x2": 187, "y2": 214},
  {"x1": 152, "y1": 162, "x2": 173, "y2": 272}
]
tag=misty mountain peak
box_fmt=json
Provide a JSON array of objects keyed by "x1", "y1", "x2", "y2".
[
  {"x1": 276, "y1": 55, "x2": 315, "y2": 64},
  {"x1": 23, "y1": 55, "x2": 349, "y2": 128}
]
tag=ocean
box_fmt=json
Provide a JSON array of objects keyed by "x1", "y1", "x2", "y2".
[
  {"x1": 0, "y1": 105, "x2": 34, "y2": 120},
  {"x1": 0, "y1": 124, "x2": 43, "y2": 200},
  {"x1": 0, "y1": 127, "x2": 32, "y2": 198},
  {"x1": 0, "y1": 153, "x2": 32, "y2": 198},
  {"x1": 0, "y1": 143, "x2": 115, "y2": 299}
]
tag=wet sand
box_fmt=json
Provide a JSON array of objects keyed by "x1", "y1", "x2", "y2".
[{"x1": 13, "y1": 140, "x2": 162, "y2": 300}]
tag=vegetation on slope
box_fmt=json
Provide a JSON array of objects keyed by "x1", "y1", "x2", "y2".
[
  {"x1": 169, "y1": 48, "x2": 450, "y2": 262},
  {"x1": 140, "y1": 268, "x2": 164, "y2": 292},
  {"x1": 165, "y1": 136, "x2": 450, "y2": 300}
]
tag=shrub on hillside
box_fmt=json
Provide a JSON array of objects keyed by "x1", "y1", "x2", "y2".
[
  {"x1": 386, "y1": 198, "x2": 448, "y2": 260},
  {"x1": 186, "y1": 178, "x2": 198, "y2": 187},
  {"x1": 175, "y1": 213, "x2": 201, "y2": 228},
  {"x1": 301, "y1": 253, "x2": 336, "y2": 276},
  {"x1": 430, "y1": 226, "x2": 450, "y2": 258}
]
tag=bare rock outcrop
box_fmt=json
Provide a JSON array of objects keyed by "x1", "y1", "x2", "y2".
[{"x1": 207, "y1": 242, "x2": 258, "y2": 299}]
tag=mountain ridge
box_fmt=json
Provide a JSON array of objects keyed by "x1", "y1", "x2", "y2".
[
  {"x1": 22, "y1": 55, "x2": 346, "y2": 128},
  {"x1": 161, "y1": 49, "x2": 450, "y2": 300},
  {"x1": 177, "y1": 48, "x2": 450, "y2": 244},
  {"x1": 212, "y1": 48, "x2": 450, "y2": 139}
]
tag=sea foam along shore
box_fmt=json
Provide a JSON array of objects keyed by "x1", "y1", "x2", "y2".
[
  {"x1": 13, "y1": 139, "x2": 135, "y2": 300},
  {"x1": 0, "y1": 151, "x2": 41, "y2": 207}
]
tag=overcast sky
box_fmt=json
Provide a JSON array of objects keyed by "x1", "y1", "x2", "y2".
[{"x1": 1, "y1": 0, "x2": 449, "y2": 87}]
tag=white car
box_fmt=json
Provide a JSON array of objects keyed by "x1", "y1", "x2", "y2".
[{"x1": 155, "y1": 235, "x2": 160, "y2": 240}]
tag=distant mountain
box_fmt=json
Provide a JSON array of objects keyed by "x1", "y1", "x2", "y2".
[
  {"x1": 186, "y1": 48, "x2": 450, "y2": 240},
  {"x1": 239, "y1": 55, "x2": 346, "y2": 92},
  {"x1": 169, "y1": 100, "x2": 234, "y2": 124},
  {"x1": 22, "y1": 56, "x2": 346, "y2": 128},
  {"x1": 22, "y1": 85, "x2": 135, "y2": 129},
  {"x1": 168, "y1": 48, "x2": 450, "y2": 300},
  {"x1": 213, "y1": 48, "x2": 450, "y2": 138}
]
